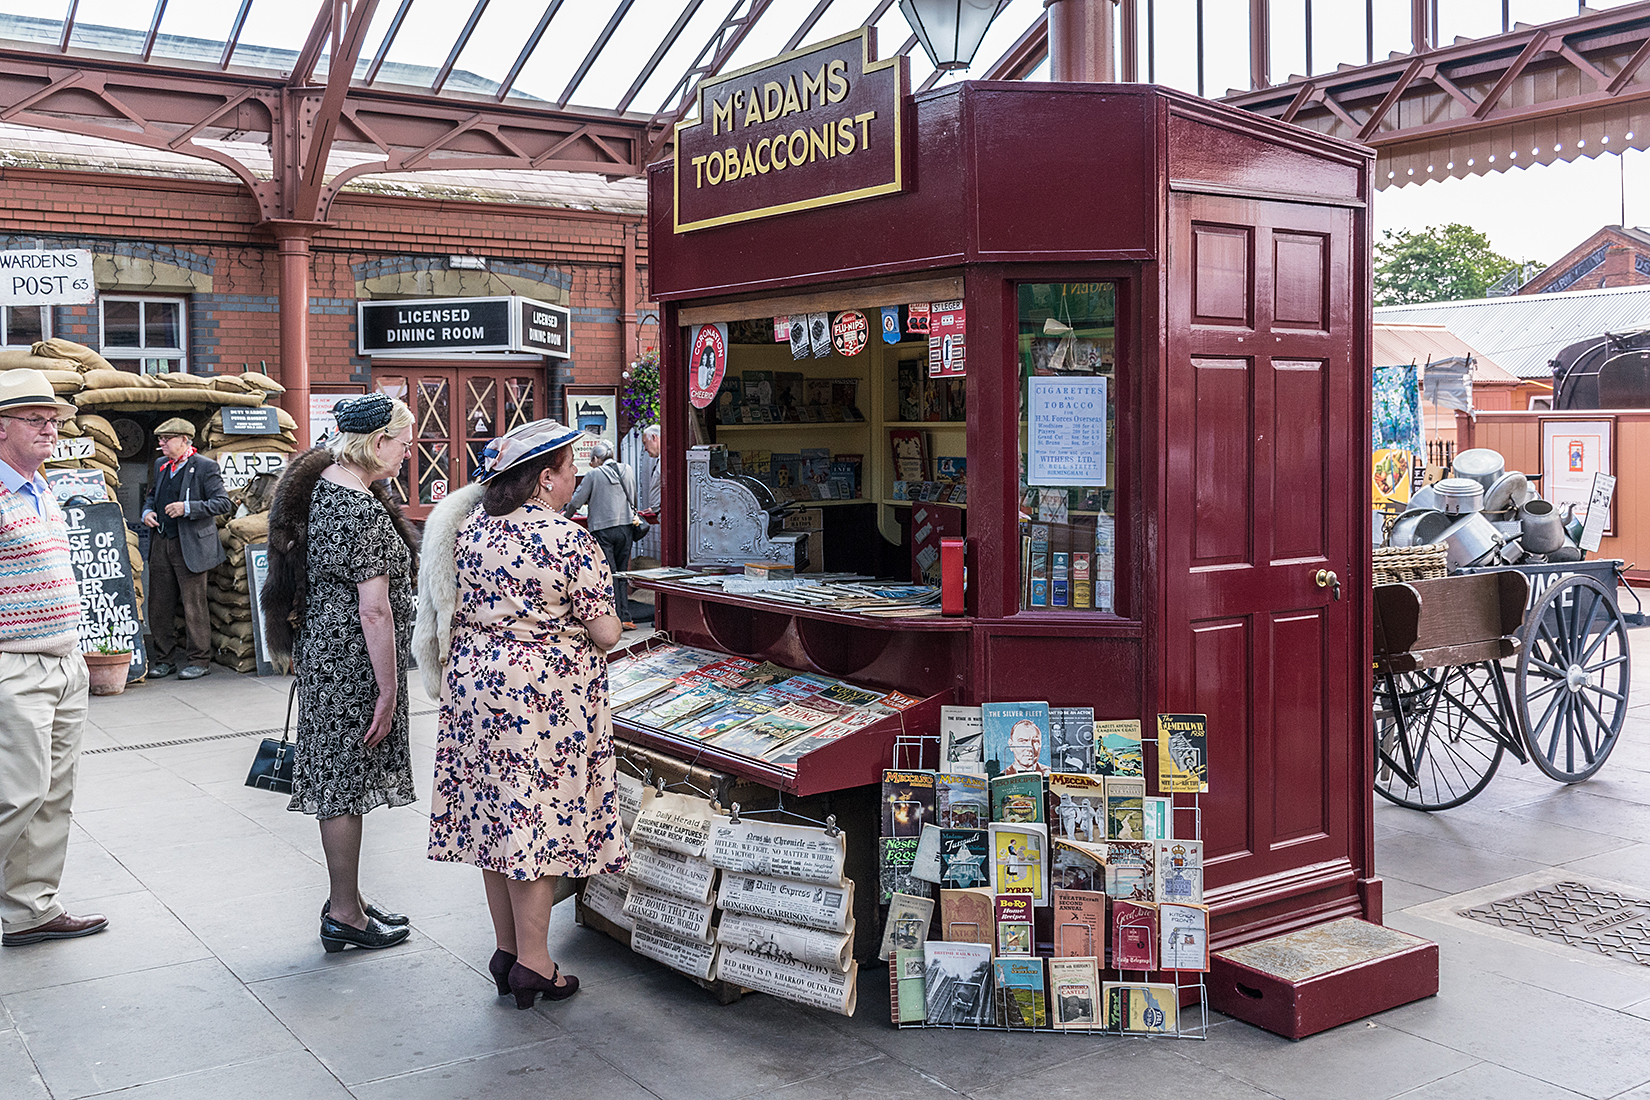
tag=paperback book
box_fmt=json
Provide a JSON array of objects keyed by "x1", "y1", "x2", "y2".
[
  {"x1": 982, "y1": 701, "x2": 1051, "y2": 777},
  {"x1": 993, "y1": 957, "x2": 1048, "y2": 1028},
  {"x1": 882, "y1": 770, "x2": 937, "y2": 837},
  {"x1": 990, "y1": 772, "x2": 1045, "y2": 824},
  {"x1": 879, "y1": 836, "x2": 929, "y2": 903},
  {"x1": 894, "y1": 947, "x2": 927, "y2": 1024},
  {"x1": 1105, "y1": 776, "x2": 1146, "y2": 840},
  {"x1": 1159, "y1": 901, "x2": 1211, "y2": 971},
  {"x1": 937, "y1": 772, "x2": 988, "y2": 829},
  {"x1": 989, "y1": 822, "x2": 1048, "y2": 904},
  {"x1": 878, "y1": 891, "x2": 936, "y2": 961},
  {"x1": 1049, "y1": 772, "x2": 1106, "y2": 843},
  {"x1": 1111, "y1": 898, "x2": 1158, "y2": 970},
  {"x1": 1103, "y1": 982, "x2": 1178, "y2": 1034},
  {"x1": 909, "y1": 824, "x2": 942, "y2": 884},
  {"x1": 1094, "y1": 719, "x2": 1144, "y2": 777},
  {"x1": 1154, "y1": 840, "x2": 1204, "y2": 905},
  {"x1": 1051, "y1": 888, "x2": 1106, "y2": 959},
  {"x1": 939, "y1": 705, "x2": 984, "y2": 773},
  {"x1": 938, "y1": 887, "x2": 993, "y2": 944},
  {"x1": 938, "y1": 829, "x2": 991, "y2": 890},
  {"x1": 1049, "y1": 956, "x2": 1101, "y2": 1029},
  {"x1": 1048, "y1": 707, "x2": 1096, "y2": 773},
  {"x1": 1143, "y1": 796, "x2": 1174, "y2": 841},
  {"x1": 1157, "y1": 713, "x2": 1209, "y2": 793},
  {"x1": 994, "y1": 893, "x2": 1033, "y2": 956},
  {"x1": 1050, "y1": 838, "x2": 1108, "y2": 893},
  {"x1": 923, "y1": 942, "x2": 994, "y2": 1026},
  {"x1": 1104, "y1": 840, "x2": 1155, "y2": 903}
]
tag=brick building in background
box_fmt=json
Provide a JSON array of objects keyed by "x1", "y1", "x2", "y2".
[
  {"x1": 0, "y1": 121, "x2": 653, "y2": 520},
  {"x1": 1517, "y1": 225, "x2": 1650, "y2": 295}
]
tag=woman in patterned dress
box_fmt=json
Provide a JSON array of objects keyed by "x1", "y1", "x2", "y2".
[
  {"x1": 418, "y1": 419, "x2": 627, "y2": 1008},
  {"x1": 264, "y1": 393, "x2": 420, "y2": 953}
]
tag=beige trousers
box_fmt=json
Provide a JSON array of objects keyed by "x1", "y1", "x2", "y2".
[{"x1": 0, "y1": 650, "x2": 89, "y2": 933}]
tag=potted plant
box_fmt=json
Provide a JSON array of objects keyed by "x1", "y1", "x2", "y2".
[{"x1": 83, "y1": 629, "x2": 134, "y2": 696}]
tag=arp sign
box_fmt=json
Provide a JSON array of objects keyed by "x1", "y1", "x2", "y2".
[{"x1": 673, "y1": 28, "x2": 907, "y2": 233}]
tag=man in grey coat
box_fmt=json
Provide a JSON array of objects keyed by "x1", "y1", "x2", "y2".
[
  {"x1": 563, "y1": 440, "x2": 637, "y2": 629},
  {"x1": 141, "y1": 418, "x2": 231, "y2": 679}
]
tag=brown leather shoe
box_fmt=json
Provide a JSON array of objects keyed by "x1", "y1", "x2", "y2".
[{"x1": 2, "y1": 912, "x2": 109, "y2": 946}]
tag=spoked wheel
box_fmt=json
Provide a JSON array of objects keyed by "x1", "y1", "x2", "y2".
[
  {"x1": 1374, "y1": 662, "x2": 1510, "y2": 810},
  {"x1": 1516, "y1": 574, "x2": 1631, "y2": 782}
]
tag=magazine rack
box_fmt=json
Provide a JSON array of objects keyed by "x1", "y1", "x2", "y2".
[{"x1": 895, "y1": 725, "x2": 1209, "y2": 1039}]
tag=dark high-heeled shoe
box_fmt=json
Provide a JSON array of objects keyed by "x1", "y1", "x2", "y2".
[
  {"x1": 508, "y1": 961, "x2": 579, "y2": 1009},
  {"x1": 489, "y1": 949, "x2": 518, "y2": 996}
]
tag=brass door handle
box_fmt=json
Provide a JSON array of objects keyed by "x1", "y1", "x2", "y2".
[{"x1": 1315, "y1": 569, "x2": 1341, "y2": 601}]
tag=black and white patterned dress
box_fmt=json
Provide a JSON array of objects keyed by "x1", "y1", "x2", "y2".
[{"x1": 288, "y1": 478, "x2": 416, "y2": 818}]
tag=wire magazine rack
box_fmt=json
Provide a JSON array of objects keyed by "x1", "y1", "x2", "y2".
[{"x1": 890, "y1": 724, "x2": 1210, "y2": 1039}]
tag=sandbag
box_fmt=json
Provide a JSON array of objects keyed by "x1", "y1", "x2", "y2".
[
  {"x1": 0, "y1": 350, "x2": 77, "y2": 372},
  {"x1": 214, "y1": 652, "x2": 256, "y2": 673},
  {"x1": 227, "y1": 513, "x2": 269, "y2": 542},
  {"x1": 240, "y1": 371, "x2": 285, "y2": 394},
  {"x1": 209, "y1": 374, "x2": 252, "y2": 393},
  {"x1": 159, "y1": 371, "x2": 212, "y2": 389},
  {"x1": 33, "y1": 338, "x2": 114, "y2": 373},
  {"x1": 75, "y1": 388, "x2": 266, "y2": 408},
  {"x1": 75, "y1": 414, "x2": 119, "y2": 451},
  {"x1": 81, "y1": 369, "x2": 131, "y2": 391}
]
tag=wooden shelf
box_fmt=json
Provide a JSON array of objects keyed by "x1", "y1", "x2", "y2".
[
  {"x1": 883, "y1": 421, "x2": 965, "y2": 429},
  {"x1": 714, "y1": 421, "x2": 869, "y2": 431}
]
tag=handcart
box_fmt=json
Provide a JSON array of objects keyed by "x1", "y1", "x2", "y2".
[{"x1": 1373, "y1": 558, "x2": 1633, "y2": 810}]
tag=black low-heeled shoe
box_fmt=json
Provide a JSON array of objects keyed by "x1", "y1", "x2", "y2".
[
  {"x1": 489, "y1": 949, "x2": 517, "y2": 996},
  {"x1": 322, "y1": 898, "x2": 410, "y2": 927},
  {"x1": 320, "y1": 913, "x2": 410, "y2": 953},
  {"x1": 508, "y1": 961, "x2": 579, "y2": 1009}
]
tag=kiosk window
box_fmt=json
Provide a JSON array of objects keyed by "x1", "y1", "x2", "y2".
[{"x1": 1017, "y1": 283, "x2": 1117, "y2": 613}]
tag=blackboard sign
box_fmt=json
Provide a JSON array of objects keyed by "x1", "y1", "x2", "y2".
[
  {"x1": 220, "y1": 406, "x2": 280, "y2": 435},
  {"x1": 62, "y1": 500, "x2": 147, "y2": 682},
  {"x1": 244, "y1": 542, "x2": 275, "y2": 677}
]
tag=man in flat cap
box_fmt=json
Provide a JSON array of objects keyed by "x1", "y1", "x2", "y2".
[
  {"x1": 0, "y1": 368, "x2": 108, "y2": 946},
  {"x1": 141, "y1": 418, "x2": 230, "y2": 680}
]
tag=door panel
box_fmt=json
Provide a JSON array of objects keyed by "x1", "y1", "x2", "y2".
[{"x1": 1166, "y1": 194, "x2": 1355, "y2": 901}]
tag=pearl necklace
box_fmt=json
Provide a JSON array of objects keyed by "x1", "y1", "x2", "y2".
[{"x1": 336, "y1": 464, "x2": 373, "y2": 493}]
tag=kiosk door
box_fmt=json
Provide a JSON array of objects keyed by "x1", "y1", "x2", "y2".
[{"x1": 1163, "y1": 193, "x2": 1362, "y2": 916}]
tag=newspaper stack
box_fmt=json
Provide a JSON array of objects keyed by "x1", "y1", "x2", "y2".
[
  {"x1": 709, "y1": 815, "x2": 859, "y2": 1017},
  {"x1": 621, "y1": 790, "x2": 721, "y2": 981}
]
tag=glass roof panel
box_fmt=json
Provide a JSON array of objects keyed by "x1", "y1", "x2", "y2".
[
  {"x1": 435, "y1": 0, "x2": 549, "y2": 96},
  {"x1": 560, "y1": 0, "x2": 701, "y2": 112},
  {"x1": 620, "y1": 1, "x2": 748, "y2": 117},
  {"x1": 368, "y1": 0, "x2": 478, "y2": 89},
  {"x1": 67, "y1": 0, "x2": 157, "y2": 52},
  {"x1": 150, "y1": 0, "x2": 245, "y2": 67},
  {"x1": 802, "y1": 0, "x2": 890, "y2": 49},
  {"x1": 504, "y1": 2, "x2": 624, "y2": 108},
  {"x1": 717, "y1": 4, "x2": 801, "y2": 76},
  {"x1": 237, "y1": 0, "x2": 326, "y2": 59},
  {"x1": 0, "y1": 2, "x2": 67, "y2": 48}
]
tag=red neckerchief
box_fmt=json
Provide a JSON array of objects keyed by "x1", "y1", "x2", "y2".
[{"x1": 160, "y1": 445, "x2": 196, "y2": 477}]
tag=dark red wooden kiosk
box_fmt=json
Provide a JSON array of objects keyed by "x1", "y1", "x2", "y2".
[{"x1": 626, "y1": 31, "x2": 1386, "y2": 987}]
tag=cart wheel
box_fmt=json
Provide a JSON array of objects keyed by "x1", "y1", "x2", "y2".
[
  {"x1": 1374, "y1": 663, "x2": 1507, "y2": 810},
  {"x1": 1516, "y1": 574, "x2": 1631, "y2": 782}
]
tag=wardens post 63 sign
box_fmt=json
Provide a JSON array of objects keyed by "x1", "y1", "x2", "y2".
[{"x1": 674, "y1": 28, "x2": 907, "y2": 233}]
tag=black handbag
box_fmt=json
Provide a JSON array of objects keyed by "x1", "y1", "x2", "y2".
[
  {"x1": 622, "y1": 466, "x2": 650, "y2": 542},
  {"x1": 245, "y1": 681, "x2": 297, "y2": 794}
]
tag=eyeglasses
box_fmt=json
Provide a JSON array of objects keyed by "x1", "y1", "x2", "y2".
[
  {"x1": 383, "y1": 434, "x2": 414, "y2": 452},
  {"x1": 0, "y1": 414, "x2": 69, "y2": 433}
]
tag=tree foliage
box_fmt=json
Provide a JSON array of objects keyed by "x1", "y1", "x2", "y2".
[{"x1": 1374, "y1": 223, "x2": 1528, "y2": 306}]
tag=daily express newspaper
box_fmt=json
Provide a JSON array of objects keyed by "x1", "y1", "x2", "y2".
[{"x1": 716, "y1": 872, "x2": 854, "y2": 933}]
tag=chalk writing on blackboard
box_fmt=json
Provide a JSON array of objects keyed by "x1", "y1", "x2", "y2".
[{"x1": 62, "y1": 501, "x2": 147, "y2": 679}]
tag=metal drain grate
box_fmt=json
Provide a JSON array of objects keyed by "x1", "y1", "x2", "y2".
[
  {"x1": 84, "y1": 708, "x2": 439, "y2": 754},
  {"x1": 1463, "y1": 881, "x2": 1650, "y2": 965}
]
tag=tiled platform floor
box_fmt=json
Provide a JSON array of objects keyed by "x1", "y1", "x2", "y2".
[{"x1": 6, "y1": 616, "x2": 1650, "y2": 1100}]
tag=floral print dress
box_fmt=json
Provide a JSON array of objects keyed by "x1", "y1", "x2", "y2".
[{"x1": 427, "y1": 502, "x2": 629, "y2": 880}]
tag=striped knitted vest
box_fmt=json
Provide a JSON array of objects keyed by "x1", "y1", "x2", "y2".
[{"x1": 0, "y1": 482, "x2": 83, "y2": 656}]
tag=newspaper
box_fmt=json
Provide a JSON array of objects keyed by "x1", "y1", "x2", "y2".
[
  {"x1": 708, "y1": 817, "x2": 847, "y2": 886},
  {"x1": 581, "y1": 874, "x2": 634, "y2": 932},
  {"x1": 717, "y1": 945, "x2": 859, "y2": 1016},
  {"x1": 627, "y1": 843, "x2": 719, "y2": 904},
  {"x1": 631, "y1": 923, "x2": 720, "y2": 981},
  {"x1": 716, "y1": 911, "x2": 854, "y2": 973},
  {"x1": 631, "y1": 791, "x2": 713, "y2": 857},
  {"x1": 623, "y1": 882, "x2": 716, "y2": 941},
  {"x1": 617, "y1": 772, "x2": 647, "y2": 832},
  {"x1": 717, "y1": 872, "x2": 854, "y2": 933}
]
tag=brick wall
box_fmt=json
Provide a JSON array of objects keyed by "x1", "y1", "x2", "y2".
[{"x1": 0, "y1": 167, "x2": 655, "y2": 394}]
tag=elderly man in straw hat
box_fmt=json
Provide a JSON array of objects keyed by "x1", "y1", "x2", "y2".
[
  {"x1": 0, "y1": 368, "x2": 108, "y2": 945},
  {"x1": 141, "y1": 417, "x2": 231, "y2": 680}
]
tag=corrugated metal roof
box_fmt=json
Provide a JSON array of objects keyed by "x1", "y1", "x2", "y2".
[
  {"x1": 1375, "y1": 285, "x2": 1650, "y2": 379},
  {"x1": 1372, "y1": 323, "x2": 1519, "y2": 383}
]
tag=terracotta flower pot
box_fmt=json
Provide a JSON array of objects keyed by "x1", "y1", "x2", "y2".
[{"x1": 83, "y1": 650, "x2": 134, "y2": 696}]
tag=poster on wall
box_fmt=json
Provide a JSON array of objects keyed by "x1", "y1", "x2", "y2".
[
  {"x1": 1541, "y1": 418, "x2": 1613, "y2": 533},
  {"x1": 565, "y1": 385, "x2": 619, "y2": 476},
  {"x1": 688, "y1": 323, "x2": 729, "y2": 408},
  {"x1": 309, "y1": 390, "x2": 364, "y2": 448},
  {"x1": 928, "y1": 300, "x2": 965, "y2": 378},
  {"x1": 1027, "y1": 376, "x2": 1108, "y2": 487},
  {"x1": 1372, "y1": 364, "x2": 1421, "y2": 511}
]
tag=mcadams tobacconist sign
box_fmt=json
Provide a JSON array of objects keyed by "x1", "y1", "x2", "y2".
[{"x1": 673, "y1": 28, "x2": 908, "y2": 233}]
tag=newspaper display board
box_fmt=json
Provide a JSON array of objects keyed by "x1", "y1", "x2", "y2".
[
  {"x1": 627, "y1": 844, "x2": 719, "y2": 905},
  {"x1": 709, "y1": 818, "x2": 847, "y2": 886},
  {"x1": 716, "y1": 911, "x2": 854, "y2": 972},
  {"x1": 630, "y1": 791, "x2": 713, "y2": 857},
  {"x1": 624, "y1": 881, "x2": 716, "y2": 941},
  {"x1": 717, "y1": 947, "x2": 859, "y2": 1016},
  {"x1": 632, "y1": 924, "x2": 720, "y2": 981},
  {"x1": 717, "y1": 872, "x2": 854, "y2": 933}
]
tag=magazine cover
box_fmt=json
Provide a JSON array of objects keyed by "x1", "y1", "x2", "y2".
[
  {"x1": 923, "y1": 942, "x2": 993, "y2": 1026},
  {"x1": 1048, "y1": 707, "x2": 1095, "y2": 773},
  {"x1": 881, "y1": 770, "x2": 937, "y2": 837},
  {"x1": 937, "y1": 772, "x2": 988, "y2": 829},
  {"x1": 1157, "y1": 714, "x2": 1209, "y2": 793},
  {"x1": 1093, "y1": 719, "x2": 1144, "y2": 777},
  {"x1": 989, "y1": 822, "x2": 1048, "y2": 904},
  {"x1": 1049, "y1": 957, "x2": 1101, "y2": 1029},
  {"x1": 1049, "y1": 772, "x2": 1106, "y2": 843},
  {"x1": 982, "y1": 701, "x2": 1052, "y2": 777},
  {"x1": 938, "y1": 829, "x2": 991, "y2": 890},
  {"x1": 993, "y1": 957, "x2": 1048, "y2": 1028}
]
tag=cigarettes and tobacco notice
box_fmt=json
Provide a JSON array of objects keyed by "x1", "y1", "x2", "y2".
[
  {"x1": 716, "y1": 872, "x2": 855, "y2": 933},
  {"x1": 623, "y1": 882, "x2": 717, "y2": 942},
  {"x1": 627, "y1": 844, "x2": 719, "y2": 905},
  {"x1": 716, "y1": 946, "x2": 859, "y2": 1017},
  {"x1": 715, "y1": 911, "x2": 855, "y2": 973},
  {"x1": 708, "y1": 818, "x2": 847, "y2": 887},
  {"x1": 631, "y1": 923, "x2": 720, "y2": 982},
  {"x1": 630, "y1": 791, "x2": 713, "y2": 857}
]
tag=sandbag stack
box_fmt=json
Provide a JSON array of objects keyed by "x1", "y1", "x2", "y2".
[
  {"x1": 211, "y1": 510, "x2": 269, "y2": 673},
  {"x1": 202, "y1": 402, "x2": 298, "y2": 459}
]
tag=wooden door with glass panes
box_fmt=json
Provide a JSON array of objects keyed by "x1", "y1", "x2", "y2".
[{"x1": 372, "y1": 365, "x2": 541, "y2": 521}]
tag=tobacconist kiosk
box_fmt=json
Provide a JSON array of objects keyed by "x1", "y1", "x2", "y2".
[{"x1": 595, "y1": 29, "x2": 1430, "y2": 1031}]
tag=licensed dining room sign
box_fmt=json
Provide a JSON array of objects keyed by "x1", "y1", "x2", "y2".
[{"x1": 673, "y1": 28, "x2": 907, "y2": 233}]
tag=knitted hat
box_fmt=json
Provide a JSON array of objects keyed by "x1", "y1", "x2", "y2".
[
  {"x1": 333, "y1": 392, "x2": 395, "y2": 434},
  {"x1": 475, "y1": 419, "x2": 584, "y2": 483},
  {"x1": 154, "y1": 417, "x2": 195, "y2": 439}
]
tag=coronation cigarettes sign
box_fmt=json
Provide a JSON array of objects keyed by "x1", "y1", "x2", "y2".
[{"x1": 673, "y1": 28, "x2": 907, "y2": 233}]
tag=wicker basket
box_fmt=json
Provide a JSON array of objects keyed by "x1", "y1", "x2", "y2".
[{"x1": 1373, "y1": 543, "x2": 1448, "y2": 586}]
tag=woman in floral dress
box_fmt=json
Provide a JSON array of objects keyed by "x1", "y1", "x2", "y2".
[{"x1": 422, "y1": 419, "x2": 627, "y2": 1008}]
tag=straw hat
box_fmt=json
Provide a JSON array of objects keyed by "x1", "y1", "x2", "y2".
[
  {"x1": 474, "y1": 419, "x2": 584, "y2": 483},
  {"x1": 0, "y1": 368, "x2": 77, "y2": 416}
]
